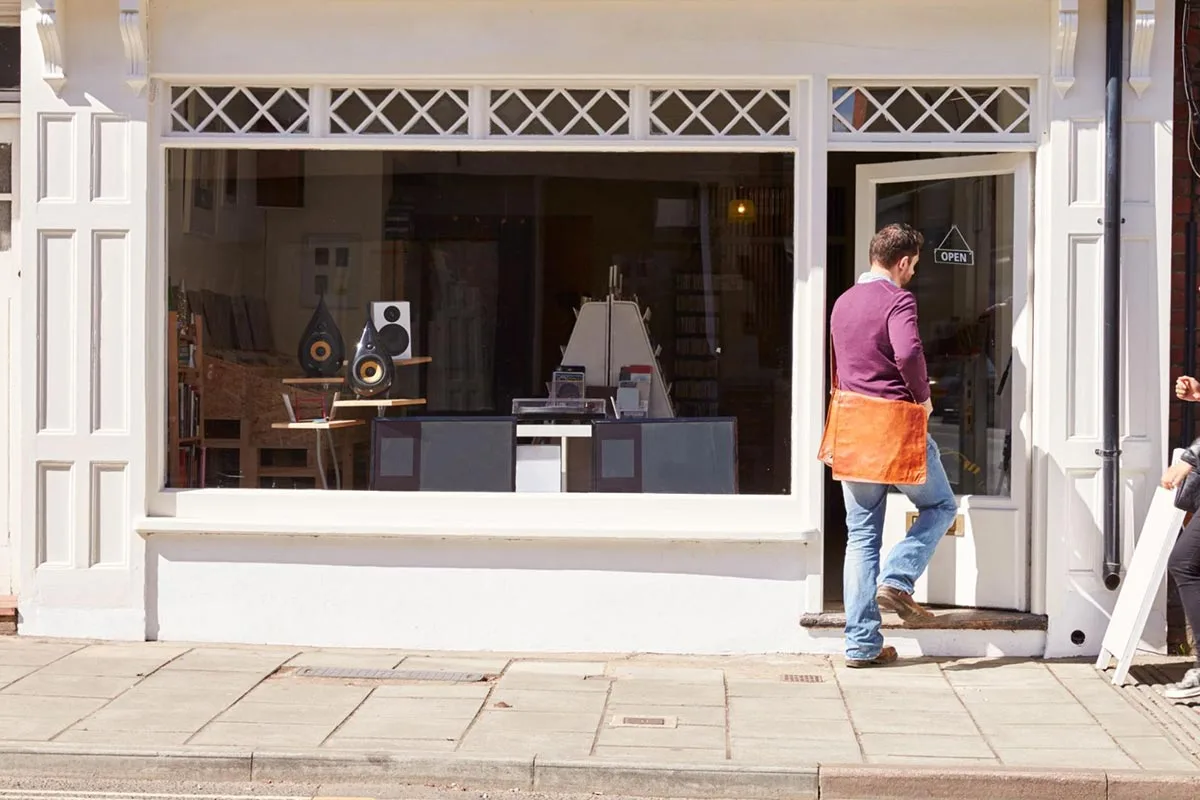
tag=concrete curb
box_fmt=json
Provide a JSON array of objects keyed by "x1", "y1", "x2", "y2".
[{"x1": 0, "y1": 742, "x2": 1197, "y2": 799}]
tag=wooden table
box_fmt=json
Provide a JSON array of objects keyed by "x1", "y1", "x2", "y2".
[
  {"x1": 332, "y1": 397, "x2": 427, "y2": 417},
  {"x1": 270, "y1": 419, "x2": 364, "y2": 489}
]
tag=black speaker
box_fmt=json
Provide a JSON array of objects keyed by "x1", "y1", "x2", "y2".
[
  {"x1": 347, "y1": 316, "x2": 394, "y2": 397},
  {"x1": 297, "y1": 294, "x2": 345, "y2": 377}
]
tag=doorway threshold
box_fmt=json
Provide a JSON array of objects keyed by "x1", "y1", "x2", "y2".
[{"x1": 801, "y1": 607, "x2": 1048, "y2": 631}]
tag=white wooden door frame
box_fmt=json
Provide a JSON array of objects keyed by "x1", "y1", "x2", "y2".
[
  {"x1": 851, "y1": 152, "x2": 1034, "y2": 610},
  {"x1": 0, "y1": 115, "x2": 17, "y2": 598}
]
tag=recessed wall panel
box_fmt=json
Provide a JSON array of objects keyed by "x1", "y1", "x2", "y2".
[
  {"x1": 92, "y1": 233, "x2": 128, "y2": 433},
  {"x1": 1066, "y1": 236, "x2": 1102, "y2": 440},
  {"x1": 1122, "y1": 121, "x2": 1154, "y2": 205},
  {"x1": 36, "y1": 463, "x2": 74, "y2": 567},
  {"x1": 37, "y1": 114, "x2": 76, "y2": 202},
  {"x1": 1069, "y1": 120, "x2": 1102, "y2": 206},
  {"x1": 37, "y1": 232, "x2": 76, "y2": 433},
  {"x1": 1120, "y1": 238, "x2": 1153, "y2": 439},
  {"x1": 90, "y1": 463, "x2": 127, "y2": 567},
  {"x1": 1066, "y1": 468, "x2": 1100, "y2": 575},
  {"x1": 91, "y1": 115, "x2": 130, "y2": 202}
]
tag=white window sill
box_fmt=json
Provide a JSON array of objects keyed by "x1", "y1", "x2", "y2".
[{"x1": 139, "y1": 488, "x2": 817, "y2": 544}]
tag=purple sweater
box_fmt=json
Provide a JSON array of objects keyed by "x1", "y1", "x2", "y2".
[{"x1": 829, "y1": 277, "x2": 930, "y2": 404}]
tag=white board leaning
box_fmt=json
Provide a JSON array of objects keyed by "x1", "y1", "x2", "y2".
[{"x1": 1096, "y1": 450, "x2": 1188, "y2": 686}]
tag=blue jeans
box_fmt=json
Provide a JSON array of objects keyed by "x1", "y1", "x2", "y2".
[{"x1": 841, "y1": 435, "x2": 957, "y2": 661}]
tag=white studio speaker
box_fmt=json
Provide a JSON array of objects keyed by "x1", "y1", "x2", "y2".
[{"x1": 370, "y1": 301, "x2": 413, "y2": 361}]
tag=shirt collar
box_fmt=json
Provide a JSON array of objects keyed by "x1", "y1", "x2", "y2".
[{"x1": 858, "y1": 272, "x2": 897, "y2": 287}]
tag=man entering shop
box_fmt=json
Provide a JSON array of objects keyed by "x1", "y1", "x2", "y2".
[{"x1": 822, "y1": 222, "x2": 958, "y2": 668}]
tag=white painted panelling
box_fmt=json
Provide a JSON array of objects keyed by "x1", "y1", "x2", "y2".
[
  {"x1": 90, "y1": 115, "x2": 130, "y2": 202},
  {"x1": 20, "y1": 0, "x2": 150, "y2": 640},
  {"x1": 1066, "y1": 469, "x2": 1100, "y2": 574},
  {"x1": 1039, "y1": 0, "x2": 1175, "y2": 658},
  {"x1": 1068, "y1": 120, "x2": 1102, "y2": 205},
  {"x1": 36, "y1": 114, "x2": 73, "y2": 201},
  {"x1": 1121, "y1": 237, "x2": 1155, "y2": 437},
  {"x1": 90, "y1": 463, "x2": 127, "y2": 567},
  {"x1": 1122, "y1": 121, "x2": 1155, "y2": 205},
  {"x1": 91, "y1": 232, "x2": 128, "y2": 434},
  {"x1": 36, "y1": 463, "x2": 71, "y2": 567},
  {"x1": 36, "y1": 231, "x2": 73, "y2": 433},
  {"x1": 147, "y1": 535, "x2": 808, "y2": 653},
  {"x1": 1065, "y1": 235, "x2": 1101, "y2": 440}
]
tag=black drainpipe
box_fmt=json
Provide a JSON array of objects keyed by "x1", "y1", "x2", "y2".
[{"x1": 1100, "y1": 0, "x2": 1124, "y2": 591}]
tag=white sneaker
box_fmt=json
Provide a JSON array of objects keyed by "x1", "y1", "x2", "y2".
[{"x1": 1164, "y1": 667, "x2": 1200, "y2": 701}]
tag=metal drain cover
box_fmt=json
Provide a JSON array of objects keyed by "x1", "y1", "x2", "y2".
[
  {"x1": 294, "y1": 666, "x2": 486, "y2": 682},
  {"x1": 611, "y1": 714, "x2": 678, "y2": 728},
  {"x1": 781, "y1": 673, "x2": 825, "y2": 683}
]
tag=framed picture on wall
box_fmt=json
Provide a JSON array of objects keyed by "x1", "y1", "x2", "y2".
[
  {"x1": 182, "y1": 148, "x2": 217, "y2": 237},
  {"x1": 215, "y1": 150, "x2": 263, "y2": 243},
  {"x1": 301, "y1": 235, "x2": 360, "y2": 310}
]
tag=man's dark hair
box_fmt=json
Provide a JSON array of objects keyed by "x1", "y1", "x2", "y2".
[{"x1": 868, "y1": 223, "x2": 924, "y2": 269}]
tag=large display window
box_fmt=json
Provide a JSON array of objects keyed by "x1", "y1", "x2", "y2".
[{"x1": 164, "y1": 149, "x2": 794, "y2": 495}]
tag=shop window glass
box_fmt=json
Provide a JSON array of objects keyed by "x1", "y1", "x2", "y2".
[
  {"x1": 874, "y1": 174, "x2": 1015, "y2": 496},
  {"x1": 165, "y1": 149, "x2": 794, "y2": 495},
  {"x1": 0, "y1": 27, "x2": 17, "y2": 93}
]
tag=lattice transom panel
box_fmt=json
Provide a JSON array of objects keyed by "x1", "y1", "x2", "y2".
[
  {"x1": 170, "y1": 86, "x2": 311, "y2": 135},
  {"x1": 331, "y1": 89, "x2": 469, "y2": 136},
  {"x1": 831, "y1": 85, "x2": 1032, "y2": 137},
  {"x1": 650, "y1": 89, "x2": 791, "y2": 137},
  {"x1": 488, "y1": 89, "x2": 631, "y2": 136}
]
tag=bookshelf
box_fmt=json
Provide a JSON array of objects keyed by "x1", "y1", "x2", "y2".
[{"x1": 167, "y1": 311, "x2": 205, "y2": 487}]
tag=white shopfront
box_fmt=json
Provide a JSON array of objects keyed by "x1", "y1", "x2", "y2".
[{"x1": 8, "y1": 0, "x2": 1176, "y2": 658}]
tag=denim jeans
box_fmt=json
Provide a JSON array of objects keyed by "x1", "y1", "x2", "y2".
[{"x1": 841, "y1": 434, "x2": 958, "y2": 661}]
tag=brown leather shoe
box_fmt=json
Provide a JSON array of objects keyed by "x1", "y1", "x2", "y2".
[
  {"x1": 846, "y1": 645, "x2": 898, "y2": 668},
  {"x1": 876, "y1": 585, "x2": 935, "y2": 623}
]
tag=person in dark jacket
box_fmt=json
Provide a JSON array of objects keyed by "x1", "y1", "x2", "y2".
[{"x1": 1159, "y1": 374, "x2": 1200, "y2": 700}]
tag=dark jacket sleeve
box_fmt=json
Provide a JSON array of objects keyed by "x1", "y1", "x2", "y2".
[
  {"x1": 1185, "y1": 438, "x2": 1200, "y2": 467},
  {"x1": 887, "y1": 292, "x2": 931, "y2": 404}
]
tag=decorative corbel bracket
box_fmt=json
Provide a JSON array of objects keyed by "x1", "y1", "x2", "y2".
[
  {"x1": 1129, "y1": 0, "x2": 1155, "y2": 97},
  {"x1": 35, "y1": 0, "x2": 64, "y2": 94},
  {"x1": 1053, "y1": 0, "x2": 1079, "y2": 98},
  {"x1": 118, "y1": 0, "x2": 147, "y2": 95}
]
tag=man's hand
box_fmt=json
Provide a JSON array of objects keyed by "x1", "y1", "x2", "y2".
[
  {"x1": 1162, "y1": 461, "x2": 1194, "y2": 489},
  {"x1": 921, "y1": 398, "x2": 933, "y2": 419},
  {"x1": 1177, "y1": 376, "x2": 1200, "y2": 402}
]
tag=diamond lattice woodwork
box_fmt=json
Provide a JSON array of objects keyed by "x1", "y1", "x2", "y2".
[
  {"x1": 649, "y1": 89, "x2": 792, "y2": 136},
  {"x1": 830, "y1": 85, "x2": 1033, "y2": 138},
  {"x1": 488, "y1": 89, "x2": 631, "y2": 136},
  {"x1": 170, "y1": 86, "x2": 311, "y2": 135},
  {"x1": 330, "y1": 88, "x2": 470, "y2": 136}
]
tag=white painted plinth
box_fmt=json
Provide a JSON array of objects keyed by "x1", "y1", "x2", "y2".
[{"x1": 146, "y1": 534, "x2": 809, "y2": 654}]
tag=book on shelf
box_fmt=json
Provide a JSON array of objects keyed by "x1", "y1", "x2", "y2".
[
  {"x1": 177, "y1": 342, "x2": 196, "y2": 368},
  {"x1": 177, "y1": 384, "x2": 201, "y2": 440}
]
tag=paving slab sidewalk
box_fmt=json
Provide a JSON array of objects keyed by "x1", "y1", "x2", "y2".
[{"x1": 0, "y1": 637, "x2": 1197, "y2": 798}]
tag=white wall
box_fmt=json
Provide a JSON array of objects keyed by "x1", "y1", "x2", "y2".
[
  {"x1": 147, "y1": 534, "x2": 809, "y2": 654},
  {"x1": 150, "y1": 0, "x2": 1050, "y2": 78}
]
